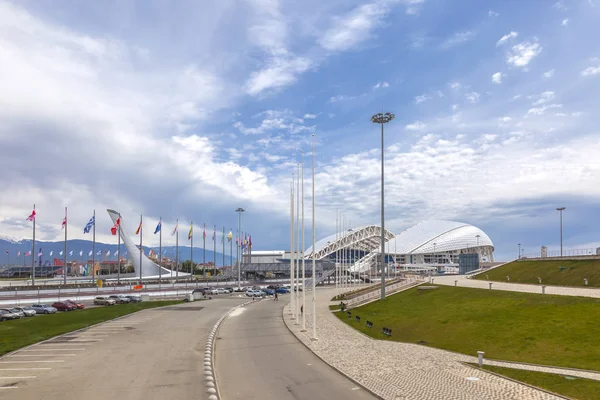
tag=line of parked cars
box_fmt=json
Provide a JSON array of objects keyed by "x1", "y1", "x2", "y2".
[
  {"x1": 93, "y1": 294, "x2": 141, "y2": 305},
  {"x1": 245, "y1": 285, "x2": 290, "y2": 297}
]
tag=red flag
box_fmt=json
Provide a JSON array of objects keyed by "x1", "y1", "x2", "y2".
[
  {"x1": 26, "y1": 210, "x2": 36, "y2": 221},
  {"x1": 61, "y1": 217, "x2": 67, "y2": 230},
  {"x1": 111, "y1": 218, "x2": 121, "y2": 235}
]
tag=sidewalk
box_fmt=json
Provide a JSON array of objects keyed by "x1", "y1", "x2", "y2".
[
  {"x1": 284, "y1": 288, "x2": 564, "y2": 400},
  {"x1": 431, "y1": 274, "x2": 600, "y2": 298}
]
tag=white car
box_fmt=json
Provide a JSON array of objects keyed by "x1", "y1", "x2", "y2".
[
  {"x1": 245, "y1": 290, "x2": 263, "y2": 297},
  {"x1": 215, "y1": 288, "x2": 229, "y2": 294},
  {"x1": 94, "y1": 296, "x2": 116, "y2": 306},
  {"x1": 11, "y1": 307, "x2": 36, "y2": 317}
]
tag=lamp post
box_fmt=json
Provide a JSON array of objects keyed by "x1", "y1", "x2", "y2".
[
  {"x1": 518, "y1": 243, "x2": 521, "y2": 260},
  {"x1": 235, "y1": 208, "x2": 245, "y2": 289},
  {"x1": 556, "y1": 207, "x2": 565, "y2": 257},
  {"x1": 433, "y1": 242, "x2": 436, "y2": 264},
  {"x1": 372, "y1": 112, "x2": 394, "y2": 300}
]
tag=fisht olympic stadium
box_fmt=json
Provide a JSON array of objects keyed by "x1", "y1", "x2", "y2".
[{"x1": 243, "y1": 219, "x2": 494, "y2": 283}]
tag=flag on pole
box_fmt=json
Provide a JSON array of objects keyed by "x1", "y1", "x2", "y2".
[
  {"x1": 17, "y1": 251, "x2": 21, "y2": 256},
  {"x1": 249, "y1": 235, "x2": 252, "y2": 247},
  {"x1": 212, "y1": 226, "x2": 216, "y2": 241},
  {"x1": 59, "y1": 250, "x2": 63, "y2": 256},
  {"x1": 227, "y1": 230, "x2": 232, "y2": 242},
  {"x1": 61, "y1": 216, "x2": 67, "y2": 230},
  {"x1": 25, "y1": 251, "x2": 31, "y2": 256},
  {"x1": 79, "y1": 250, "x2": 83, "y2": 257},
  {"x1": 188, "y1": 223, "x2": 193, "y2": 240},
  {"x1": 135, "y1": 220, "x2": 142, "y2": 235},
  {"x1": 172, "y1": 223, "x2": 178, "y2": 236},
  {"x1": 154, "y1": 220, "x2": 161, "y2": 235},
  {"x1": 88, "y1": 250, "x2": 92, "y2": 256},
  {"x1": 37, "y1": 250, "x2": 42, "y2": 257},
  {"x1": 111, "y1": 218, "x2": 121, "y2": 235},
  {"x1": 4, "y1": 250, "x2": 8, "y2": 256},
  {"x1": 26, "y1": 209, "x2": 36, "y2": 221},
  {"x1": 203, "y1": 225, "x2": 206, "y2": 239},
  {"x1": 83, "y1": 215, "x2": 95, "y2": 233},
  {"x1": 96, "y1": 250, "x2": 101, "y2": 255},
  {"x1": 106, "y1": 250, "x2": 111, "y2": 256},
  {"x1": 49, "y1": 250, "x2": 53, "y2": 256},
  {"x1": 69, "y1": 250, "x2": 73, "y2": 256}
]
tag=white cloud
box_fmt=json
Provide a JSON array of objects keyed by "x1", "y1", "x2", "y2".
[
  {"x1": 415, "y1": 94, "x2": 431, "y2": 104},
  {"x1": 318, "y1": 2, "x2": 389, "y2": 52},
  {"x1": 499, "y1": 116, "x2": 512, "y2": 122},
  {"x1": 329, "y1": 94, "x2": 357, "y2": 102},
  {"x1": 449, "y1": 82, "x2": 462, "y2": 89},
  {"x1": 581, "y1": 64, "x2": 600, "y2": 76},
  {"x1": 492, "y1": 72, "x2": 504, "y2": 84},
  {"x1": 488, "y1": 10, "x2": 499, "y2": 17},
  {"x1": 496, "y1": 31, "x2": 518, "y2": 47},
  {"x1": 244, "y1": 50, "x2": 312, "y2": 96},
  {"x1": 506, "y1": 40, "x2": 542, "y2": 68},
  {"x1": 441, "y1": 31, "x2": 475, "y2": 49},
  {"x1": 465, "y1": 92, "x2": 481, "y2": 103},
  {"x1": 405, "y1": 121, "x2": 426, "y2": 131},
  {"x1": 233, "y1": 109, "x2": 315, "y2": 135},
  {"x1": 303, "y1": 113, "x2": 317, "y2": 119},
  {"x1": 542, "y1": 69, "x2": 555, "y2": 78},
  {"x1": 373, "y1": 81, "x2": 390, "y2": 89},
  {"x1": 526, "y1": 104, "x2": 562, "y2": 115},
  {"x1": 531, "y1": 91, "x2": 556, "y2": 105},
  {"x1": 561, "y1": 18, "x2": 569, "y2": 26}
]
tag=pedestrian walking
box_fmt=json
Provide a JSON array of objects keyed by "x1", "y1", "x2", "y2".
[{"x1": 274, "y1": 292, "x2": 279, "y2": 301}]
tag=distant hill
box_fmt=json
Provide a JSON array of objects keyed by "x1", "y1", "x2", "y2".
[{"x1": 0, "y1": 236, "x2": 235, "y2": 267}]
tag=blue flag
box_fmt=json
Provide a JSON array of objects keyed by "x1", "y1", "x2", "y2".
[
  {"x1": 154, "y1": 220, "x2": 161, "y2": 234},
  {"x1": 83, "y1": 215, "x2": 95, "y2": 234}
]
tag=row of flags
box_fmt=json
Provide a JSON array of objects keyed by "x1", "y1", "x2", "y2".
[
  {"x1": 22, "y1": 208, "x2": 254, "y2": 250},
  {"x1": 5, "y1": 249, "x2": 128, "y2": 257}
]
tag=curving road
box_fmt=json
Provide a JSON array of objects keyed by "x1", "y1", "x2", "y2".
[
  {"x1": 0, "y1": 298, "x2": 247, "y2": 399},
  {"x1": 215, "y1": 295, "x2": 376, "y2": 400}
]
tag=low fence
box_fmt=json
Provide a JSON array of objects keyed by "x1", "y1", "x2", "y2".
[{"x1": 344, "y1": 278, "x2": 423, "y2": 308}]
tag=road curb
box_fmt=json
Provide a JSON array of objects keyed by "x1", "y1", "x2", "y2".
[{"x1": 205, "y1": 299, "x2": 257, "y2": 400}]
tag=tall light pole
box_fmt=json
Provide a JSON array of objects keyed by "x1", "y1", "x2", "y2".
[
  {"x1": 556, "y1": 207, "x2": 565, "y2": 257},
  {"x1": 518, "y1": 243, "x2": 521, "y2": 260},
  {"x1": 235, "y1": 208, "x2": 245, "y2": 289},
  {"x1": 311, "y1": 132, "x2": 317, "y2": 340},
  {"x1": 371, "y1": 112, "x2": 395, "y2": 300}
]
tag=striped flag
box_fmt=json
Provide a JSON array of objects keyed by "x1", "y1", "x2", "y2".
[
  {"x1": 135, "y1": 220, "x2": 142, "y2": 235},
  {"x1": 188, "y1": 223, "x2": 193, "y2": 240}
]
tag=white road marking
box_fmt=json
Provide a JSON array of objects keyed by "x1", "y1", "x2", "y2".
[
  {"x1": 66, "y1": 339, "x2": 102, "y2": 342},
  {"x1": 8, "y1": 354, "x2": 76, "y2": 357},
  {"x1": 20, "y1": 348, "x2": 85, "y2": 352},
  {"x1": 0, "y1": 376, "x2": 36, "y2": 379},
  {"x1": 0, "y1": 387, "x2": 19, "y2": 389},
  {"x1": 0, "y1": 361, "x2": 64, "y2": 363},
  {"x1": 0, "y1": 368, "x2": 51, "y2": 371}
]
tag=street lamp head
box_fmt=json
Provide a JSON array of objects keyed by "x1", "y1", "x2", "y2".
[
  {"x1": 235, "y1": 208, "x2": 245, "y2": 212},
  {"x1": 556, "y1": 207, "x2": 566, "y2": 211},
  {"x1": 371, "y1": 112, "x2": 395, "y2": 124}
]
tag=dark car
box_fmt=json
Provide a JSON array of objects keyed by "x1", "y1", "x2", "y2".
[
  {"x1": 125, "y1": 295, "x2": 142, "y2": 303},
  {"x1": 263, "y1": 288, "x2": 275, "y2": 296},
  {"x1": 51, "y1": 302, "x2": 76, "y2": 311},
  {"x1": 276, "y1": 287, "x2": 289, "y2": 294},
  {"x1": 192, "y1": 288, "x2": 207, "y2": 295}
]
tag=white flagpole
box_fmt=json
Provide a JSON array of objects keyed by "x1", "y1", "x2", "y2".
[
  {"x1": 301, "y1": 150, "x2": 306, "y2": 331},
  {"x1": 139, "y1": 215, "x2": 143, "y2": 282},
  {"x1": 295, "y1": 162, "x2": 300, "y2": 325},
  {"x1": 117, "y1": 213, "x2": 121, "y2": 284},
  {"x1": 190, "y1": 222, "x2": 194, "y2": 282},
  {"x1": 159, "y1": 217, "x2": 162, "y2": 286},
  {"x1": 175, "y1": 219, "x2": 179, "y2": 281},
  {"x1": 289, "y1": 179, "x2": 294, "y2": 316},
  {"x1": 291, "y1": 174, "x2": 295, "y2": 320},
  {"x1": 311, "y1": 133, "x2": 317, "y2": 340},
  {"x1": 31, "y1": 204, "x2": 36, "y2": 286},
  {"x1": 92, "y1": 210, "x2": 96, "y2": 283},
  {"x1": 63, "y1": 206, "x2": 67, "y2": 285}
]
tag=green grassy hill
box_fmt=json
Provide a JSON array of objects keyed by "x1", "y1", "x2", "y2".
[{"x1": 472, "y1": 259, "x2": 600, "y2": 287}]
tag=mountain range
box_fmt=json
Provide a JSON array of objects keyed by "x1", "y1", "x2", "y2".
[{"x1": 0, "y1": 236, "x2": 235, "y2": 267}]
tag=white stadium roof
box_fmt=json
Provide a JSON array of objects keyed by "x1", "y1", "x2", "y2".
[{"x1": 384, "y1": 220, "x2": 493, "y2": 255}]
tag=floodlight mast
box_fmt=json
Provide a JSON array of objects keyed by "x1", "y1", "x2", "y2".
[{"x1": 371, "y1": 112, "x2": 395, "y2": 300}]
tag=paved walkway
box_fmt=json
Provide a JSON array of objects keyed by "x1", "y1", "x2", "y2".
[
  {"x1": 284, "y1": 288, "x2": 564, "y2": 400},
  {"x1": 431, "y1": 274, "x2": 600, "y2": 298}
]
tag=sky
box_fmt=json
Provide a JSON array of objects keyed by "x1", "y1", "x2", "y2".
[{"x1": 0, "y1": 0, "x2": 599, "y2": 261}]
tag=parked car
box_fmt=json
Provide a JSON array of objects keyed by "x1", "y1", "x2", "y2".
[
  {"x1": 192, "y1": 288, "x2": 207, "y2": 295},
  {"x1": 215, "y1": 288, "x2": 229, "y2": 294},
  {"x1": 262, "y1": 288, "x2": 275, "y2": 296},
  {"x1": 245, "y1": 290, "x2": 263, "y2": 297},
  {"x1": 94, "y1": 296, "x2": 116, "y2": 306},
  {"x1": 125, "y1": 295, "x2": 142, "y2": 303},
  {"x1": 275, "y1": 287, "x2": 290, "y2": 294},
  {"x1": 64, "y1": 300, "x2": 85, "y2": 309},
  {"x1": 108, "y1": 295, "x2": 131, "y2": 304},
  {"x1": 11, "y1": 307, "x2": 36, "y2": 317},
  {"x1": 0, "y1": 309, "x2": 22, "y2": 321},
  {"x1": 224, "y1": 287, "x2": 234, "y2": 293},
  {"x1": 52, "y1": 302, "x2": 77, "y2": 311},
  {"x1": 206, "y1": 288, "x2": 219, "y2": 295},
  {"x1": 30, "y1": 304, "x2": 57, "y2": 314},
  {"x1": 233, "y1": 287, "x2": 245, "y2": 292}
]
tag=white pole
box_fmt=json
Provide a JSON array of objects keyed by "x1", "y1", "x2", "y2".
[
  {"x1": 295, "y1": 162, "x2": 300, "y2": 324},
  {"x1": 311, "y1": 133, "x2": 317, "y2": 340},
  {"x1": 301, "y1": 151, "x2": 306, "y2": 331},
  {"x1": 335, "y1": 212, "x2": 338, "y2": 289},
  {"x1": 289, "y1": 180, "x2": 294, "y2": 316}
]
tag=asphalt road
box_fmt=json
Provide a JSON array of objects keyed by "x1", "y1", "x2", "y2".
[
  {"x1": 0, "y1": 298, "x2": 247, "y2": 400},
  {"x1": 215, "y1": 296, "x2": 376, "y2": 400}
]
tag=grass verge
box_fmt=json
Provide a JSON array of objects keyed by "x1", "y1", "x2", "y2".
[
  {"x1": 335, "y1": 286, "x2": 600, "y2": 371},
  {"x1": 473, "y1": 259, "x2": 600, "y2": 287},
  {"x1": 0, "y1": 300, "x2": 181, "y2": 356},
  {"x1": 479, "y1": 364, "x2": 600, "y2": 400}
]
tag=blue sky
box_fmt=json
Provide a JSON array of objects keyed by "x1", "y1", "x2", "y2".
[{"x1": 0, "y1": 0, "x2": 599, "y2": 261}]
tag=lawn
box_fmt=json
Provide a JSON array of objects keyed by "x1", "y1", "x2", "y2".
[
  {"x1": 480, "y1": 364, "x2": 600, "y2": 400},
  {"x1": 336, "y1": 286, "x2": 600, "y2": 371},
  {"x1": 472, "y1": 259, "x2": 600, "y2": 287},
  {"x1": 0, "y1": 300, "x2": 181, "y2": 356}
]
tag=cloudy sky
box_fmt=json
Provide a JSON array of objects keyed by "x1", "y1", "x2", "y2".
[{"x1": 1, "y1": 0, "x2": 599, "y2": 261}]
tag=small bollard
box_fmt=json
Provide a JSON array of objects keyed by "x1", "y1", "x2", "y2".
[
  {"x1": 542, "y1": 285, "x2": 546, "y2": 294},
  {"x1": 454, "y1": 280, "x2": 458, "y2": 287},
  {"x1": 477, "y1": 351, "x2": 485, "y2": 367},
  {"x1": 584, "y1": 278, "x2": 588, "y2": 286},
  {"x1": 431, "y1": 279, "x2": 434, "y2": 284},
  {"x1": 507, "y1": 276, "x2": 510, "y2": 281},
  {"x1": 538, "y1": 277, "x2": 542, "y2": 284},
  {"x1": 488, "y1": 282, "x2": 493, "y2": 290}
]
